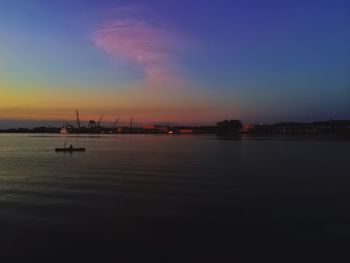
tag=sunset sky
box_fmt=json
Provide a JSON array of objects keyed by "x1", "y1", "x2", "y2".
[{"x1": 0, "y1": 0, "x2": 349, "y2": 127}]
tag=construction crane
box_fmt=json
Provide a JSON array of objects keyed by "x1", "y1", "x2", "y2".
[
  {"x1": 97, "y1": 114, "x2": 104, "y2": 127},
  {"x1": 112, "y1": 117, "x2": 119, "y2": 129},
  {"x1": 88, "y1": 120, "x2": 96, "y2": 129},
  {"x1": 130, "y1": 117, "x2": 133, "y2": 129},
  {"x1": 76, "y1": 110, "x2": 81, "y2": 128}
]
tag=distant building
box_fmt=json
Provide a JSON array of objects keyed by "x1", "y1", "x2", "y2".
[
  {"x1": 60, "y1": 125, "x2": 74, "y2": 134},
  {"x1": 313, "y1": 120, "x2": 350, "y2": 134},
  {"x1": 273, "y1": 123, "x2": 316, "y2": 134},
  {"x1": 179, "y1": 129, "x2": 193, "y2": 134},
  {"x1": 241, "y1": 124, "x2": 255, "y2": 133},
  {"x1": 240, "y1": 123, "x2": 272, "y2": 134},
  {"x1": 142, "y1": 125, "x2": 169, "y2": 134}
]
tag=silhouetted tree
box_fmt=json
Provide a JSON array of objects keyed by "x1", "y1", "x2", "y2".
[{"x1": 216, "y1": 120, "x2": 242, "y2": 134}]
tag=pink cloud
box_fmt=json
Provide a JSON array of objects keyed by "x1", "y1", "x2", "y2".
[{"x1": 92, "y1": 18, "x2": 181, "y2": 86}]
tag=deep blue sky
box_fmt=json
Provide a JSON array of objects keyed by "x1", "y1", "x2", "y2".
[{"x1": 0, "y1": 0, "x2": 349, "y2": 126}]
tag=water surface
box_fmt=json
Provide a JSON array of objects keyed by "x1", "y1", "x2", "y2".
[{"x1": 0, "y1": 134, "x2": 349, "y2": 262}]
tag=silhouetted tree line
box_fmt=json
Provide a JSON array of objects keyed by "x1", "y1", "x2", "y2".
[
  {"x1": 0, "y1": 120, "x2": 349, "y2": 135},
  {"x1": 0, "y1": 127, "x2": 60, "y2": 133},
  {"x1": 216, "y1": 120, "x2": 242, "y2": 134}
]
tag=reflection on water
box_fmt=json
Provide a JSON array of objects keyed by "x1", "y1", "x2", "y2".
[{"x1": 0, "y1": 134, "x2": 350, "y2": 261}]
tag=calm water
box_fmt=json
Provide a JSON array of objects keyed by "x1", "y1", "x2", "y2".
[{"x1": 1, "y1": 134, "x2": 350, "y2": 262}]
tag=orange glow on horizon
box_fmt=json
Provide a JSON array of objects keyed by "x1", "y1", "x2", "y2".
[{"x1": 1, "y1": 84, "x2": 241, "y2": 125}]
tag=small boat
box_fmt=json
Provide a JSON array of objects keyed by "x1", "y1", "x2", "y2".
[{"x1": 55, "y1": 147, "x2": 86, "y2": 152}]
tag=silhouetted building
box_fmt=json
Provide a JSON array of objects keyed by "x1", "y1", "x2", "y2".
[
  {"x1": 142, "y1": 125, "x2": 169, "y2": 134},
  {"x1": 178, "y1": 129, "x2": 193, "y2": 134}
]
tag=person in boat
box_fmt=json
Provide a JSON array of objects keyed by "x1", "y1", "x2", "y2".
[{"x1": 69, "y1": 144, "x2": 73, "y2": 150}]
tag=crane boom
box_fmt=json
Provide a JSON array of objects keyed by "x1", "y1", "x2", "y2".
[
  {"x1": 97, "y1": 114, "x2": 104, "y2": 126},
  {"x1": 76, "y1": 110, "x2": 81, "y2": 128},
  {"x1": 112, "y1": 117, "x2": 119, "y2": 129}
]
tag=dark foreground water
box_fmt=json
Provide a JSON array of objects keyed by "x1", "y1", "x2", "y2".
[{"x1": 1, "y1": 134, "x2": 350, "y2": 262}]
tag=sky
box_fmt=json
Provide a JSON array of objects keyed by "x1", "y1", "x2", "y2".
[{"x1": 0, "y1": 0, "x2": 349, "y2": 127}]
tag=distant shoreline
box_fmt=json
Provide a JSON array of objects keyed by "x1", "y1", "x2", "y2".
[
  {"x1": 1, "y1": 132, "x2": 350, "y2": 141},
  {"x1": 0, "y1": 120, "x2": 349, "y2": 136}
]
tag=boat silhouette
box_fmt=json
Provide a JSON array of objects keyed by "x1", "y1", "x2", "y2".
[
  {"x1": 55, "y1": 147, "x2": 86, "y2": 152},
  {"x1": 55, "y1": 144, "x2": 86, "y2": 152}
]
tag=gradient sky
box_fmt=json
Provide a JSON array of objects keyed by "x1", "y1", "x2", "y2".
[{"x1": 0, "y1": 0, "x2": 349, "y2": 127}]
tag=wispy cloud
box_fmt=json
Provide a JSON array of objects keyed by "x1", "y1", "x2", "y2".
[{"x1": 92, "y1": 15, "x2": 183, "y2": 86}]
